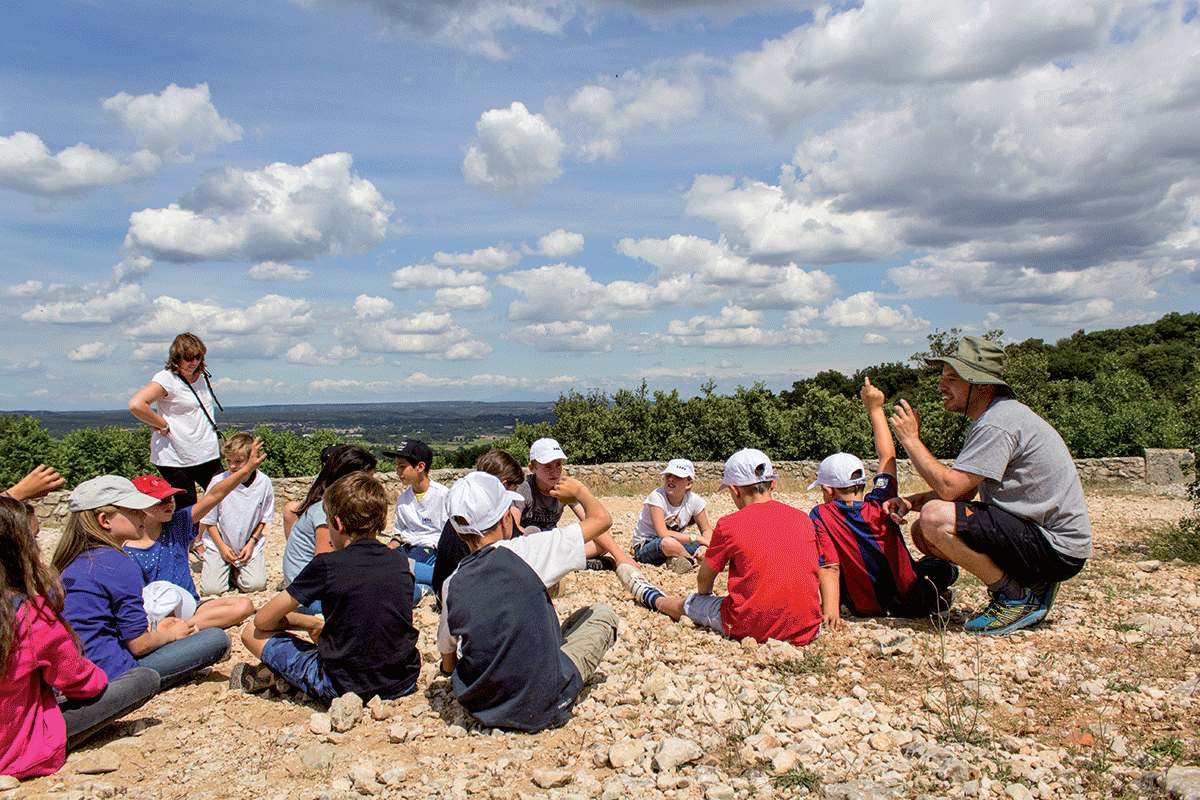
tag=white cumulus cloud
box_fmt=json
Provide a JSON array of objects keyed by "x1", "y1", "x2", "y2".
[
  {"x1": 102, "y1": 83, "x2": 243, "y2": 161},
  {"x1": 0, "y1": 132, "x2": 160, "y2": 196},
  {"x1": 392, "y1": 263, "x2": 488, "y2": 289},
  {"x1": 527, "y1": 229, "x2": 583, "y2": 258},
  {"x1": 822, "y1": 292, "x2": 928, "y2": 331},
  {"x1": 247, "y1": 261, "x2": 316, "y2": 282},
  {"x1": 125, "y1": 152, "x2": 394, "y2": 263},
  {"x1": 504, "y1": 321, "x2": 616, "y2": 352},
  {"x1": 463, "y1": 102, "x2": 564, "y2": 204},
  {"x1": 433, "y1": 244, "x2": 521, "y2": 270},
  {"x1": 67, "y1": 341, "x2": 116, "y2": 362}
]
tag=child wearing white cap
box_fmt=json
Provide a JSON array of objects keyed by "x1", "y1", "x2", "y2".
[
  {"x1": 631, "y1": 458, "x2": 712, "y2": 573},
  {"x1": 619, "y1": 448, "x2": 835, "y2": 646},
  {"x1": 437, "y1": 471, "x2": 618, "y2": 731},
  {"x1": 517, "y1": 437, "x2": 636, "y2": 571},
  {"x1": 809, "y1": 379, "x2": 958, "y2": 626}
]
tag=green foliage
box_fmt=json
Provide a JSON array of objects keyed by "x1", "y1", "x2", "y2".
[
  {"x1": 55, "y1": 426, "x2": 154, "y2": 487},
  {"x1": 0, "y1": 414, "x2": 57, "y2": 489}
]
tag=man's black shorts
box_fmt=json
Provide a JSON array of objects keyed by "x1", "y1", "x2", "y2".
[{"x1": 955, "y1": 502, "x2": 1086, "y2": 585}]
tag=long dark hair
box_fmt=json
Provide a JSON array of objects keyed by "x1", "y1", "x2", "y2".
[
  {"x1": 298, "y1": 444, "x2": 378, "y2": 515},
  {"x1": 1, "y1": 497, "x2": 79, "y2": 673}
]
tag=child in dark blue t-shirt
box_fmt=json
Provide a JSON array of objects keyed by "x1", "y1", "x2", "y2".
[{"x1": 237, "y1": 471, "x2": 420, "y2": 705}]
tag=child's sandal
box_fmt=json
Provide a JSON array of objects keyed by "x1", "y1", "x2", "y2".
[{"x1": 229, "y1": 662, "x2": 274, "y2": 693}]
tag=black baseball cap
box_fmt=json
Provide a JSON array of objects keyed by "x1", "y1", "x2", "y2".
[{"x1": 382, "y1": 439, "x2": 433, "y2": 468}]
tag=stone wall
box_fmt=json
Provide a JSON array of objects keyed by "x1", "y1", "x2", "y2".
[{"x1": 28, "y1": 449, "x2": 1194, "y2": 529}]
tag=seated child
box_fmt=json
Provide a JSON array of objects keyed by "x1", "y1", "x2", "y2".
[
  {"x1": 619, "y1": 448, "x2": 837, "y2": 646},
  {"x1": 1, "y1": 486, "x2": 158, "y2": 779},
  {"x1": 238, "y1": 471, "x2": 420, "y2": 705},
  {"x1": 809, "y1": 378, "x2": 959, "y2": 624},
  {"x1": 438, "y1": 472, "x2": 618, "y2": 732},
  {"x1": 124, "y1": 436, "x2": 267, "y2": 630},
  {"x1": 384, "y1": 439, "x2": 445, "y2": 600},
  {"x1": 631, "y1": 458, "x2": 712, "y2": 572},
  {"x1": 53, "y1": 476, "x2": 230, "y2": 689},
  {"x1": 197, "y1": 432, "x2": 275, "y2": 596},
  {"x1": 430, "y1": 449, "x2": 524, "y2": 597},
  {"x1": 517, "y1": 437, "x2": 636, "y2": 570},
  {"x1": 282, "y1": 443, "x2": 340, "y2": 542}
]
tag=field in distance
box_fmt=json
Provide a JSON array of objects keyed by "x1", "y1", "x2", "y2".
[{"x1": 19, "y1": 400, "x2": 557, "y2": 449}]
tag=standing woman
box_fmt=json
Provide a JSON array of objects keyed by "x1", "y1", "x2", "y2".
[{"x1": 128, "y1": 333, "x2": 222, "y2": 510}]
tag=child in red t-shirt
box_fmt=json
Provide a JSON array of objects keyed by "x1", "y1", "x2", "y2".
[{"x1": 618, "y1": 449, "x2": 837, "y2": 646}]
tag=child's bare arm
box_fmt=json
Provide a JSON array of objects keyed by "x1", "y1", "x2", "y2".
[
  {"x1": 819, "y1": 564, "x2": 843, "y2": 631},
  {"x1": 191, "y1": 438, "x2": 266, "y2": 519},
  {"x1": 862, "y1": 377, "x2": 896, "y2": 478},
  {"x1": 253, "y1": 591, "x2": 321, "y2": 641},
  {"x1": 3, "y1": 464, "x2": 65, "y2": 500},
  {"x1": 695, "y1": 559, "x2": 719, "y2": 594},
  {"x1": 549, "y1": 477, "x2": 611, "y2": 543},
  {"x1": 237, "y1": 522, "x2": 266, "y2": 562}
]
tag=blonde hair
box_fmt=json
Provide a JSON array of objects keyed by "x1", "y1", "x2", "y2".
[
  {"x1": 51, "y1": 507, "x2": 128, "y2": 574},
  {"x1": 222, "y1": 431, "x2": 255, "y2": 461},
  {"x1": 166, "y1": 332, "x2": 207, "y2": 377}
]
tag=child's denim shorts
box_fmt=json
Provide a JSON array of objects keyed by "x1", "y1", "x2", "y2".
[{"x1": 260, "y1": 634, "x2": 339, "y2": 706}]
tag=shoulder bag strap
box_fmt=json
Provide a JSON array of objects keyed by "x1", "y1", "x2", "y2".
[{"x1": 185, "y1": 374, "x2": 223, "y2": 438}]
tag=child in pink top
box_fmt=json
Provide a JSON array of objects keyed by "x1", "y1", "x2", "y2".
[{"x1": 1, "y1": 488, "x2": 158, "y2": 780}]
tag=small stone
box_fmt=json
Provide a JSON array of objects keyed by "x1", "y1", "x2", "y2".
[
  {"x1": 330, "y1": 777, "x2": 353, "y2": 792},
  {"x1": 531, "y1": 769, "x2": 572, "y2": 789},
  {"x1": 367, "y1": 695, "x2": 393, "y2": 720},
  {"x1": 771, "y1": 750, "x2": 799, "y2": 774},
  {"x1": 706, "y1": 785, "x2": 735, "y2": 800},
  {"x1": 300, "y1": 744, "x2": 335, "y2": 772},
  {"x1": 348, "y1": 760, "x2": 381, "y2": 795},
  {"x1": 608, "y1": 741, "x2": 645, "y2": 769},
  {"x1": 1005, "y1": 783, "x2": 1033, "y2": 800},
  {"x1": 309, "y1": 713, "x2": 332, "y2": 736},
  {"x1": 330, "y1": 692, "x2": 364, "y2": 733},
  {"x1": 654, "y1": 737, "x2": 703, "y2": 772},
  {"x1": 381, "y1": 766, "x2": 408, "y2": 787},
  {"x1": 73, "y1": 750, "x2": 120, "y2": 774},
  {"x1": 0, "y1": 776, "x2": 19, "y2": 790},
  {"x1": 870, "y1": 632, "x2": 913, "y2": 657},
  {"x1": 870, "y1": 732, "x2": 894, "y2": 751},
  {"x1": 1135, "y1": 560, "x2": 1163, "y2": 573},
  {"x1": 1166, "y1": 766, "x2": 1200, "y2": 800},
  {"x1": 386, "y1": 722, "x2": 409, "y2": 743}
]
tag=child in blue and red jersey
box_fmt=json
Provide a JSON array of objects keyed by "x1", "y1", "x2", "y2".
[{"x1": 809, "y1": 378, "x2": 958, "y2": 627}]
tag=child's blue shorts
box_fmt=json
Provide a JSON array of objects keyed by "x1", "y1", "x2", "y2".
[
  {"x1": 260, "y1": 634, "x2": 339, "y2": 706},
  {"x1": 633, "y1": 537, "x2": 702, "y2": 565}
]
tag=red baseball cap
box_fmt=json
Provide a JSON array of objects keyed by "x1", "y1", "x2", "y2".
[{"x1": 133, "y1": 475, "x2": 186, "y2": 500}]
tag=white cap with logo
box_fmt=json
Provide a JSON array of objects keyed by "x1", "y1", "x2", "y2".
[
  {"x1": 807, "y1": 452, "x2": 867, "y2": 490},
  {"x1": 661, "y1": 458, "x2": 695, "y2": 479},
  {"x1": 721, "y1": 448, "x2": 778, "y2": 487},
  {"x1": 448, "y1": 471, "x2": 525, "y2": 537},
  {"x1": 528, "y1": 438, "x2": 567, "y2": 465}
]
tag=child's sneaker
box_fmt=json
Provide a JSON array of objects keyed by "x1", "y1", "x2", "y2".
[
  {"x1": 963, "y1": 590, "x2": 1045, "y2": 635},
  {"x1": 229, "y1": 662, "x2": 274, "y2": 693},
  {"x1": 1032, "y1": 581, "x2": 1060, "y2": 613},
  {"x1": 616, "y1": 564, "x2": 664, "y2": 611},
  {"x1": 666, "y1": 556, "x2": 696, "y2": 574}
]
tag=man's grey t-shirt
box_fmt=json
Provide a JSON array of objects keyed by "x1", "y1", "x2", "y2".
[{"x1": 952, "y1": 396, "x2": 1092, "y2": 559}]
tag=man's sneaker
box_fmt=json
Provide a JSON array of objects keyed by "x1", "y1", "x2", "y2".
[
  {"x1": 963, "y1": 590, "x2": 1046, "y2": 635},
  {"x1": 1032, "y1": 581, "x2": 1060, "y2": 613},
  {"x1": 666, "y1": 556, "x2": 696, "y2": 574},
  {"x1": 229, "y1": 662, "x2": 274, "y2": 693},
  {"x1": 616, "y1": 563, "x2": 664, "y2": 610},
  {"x1": 585, "y1": 558, "x2": 605, "y2": 571}
]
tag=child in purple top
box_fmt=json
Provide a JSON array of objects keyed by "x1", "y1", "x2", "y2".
[{"x1": 53, "y1": 476, "x2": 230, "y2": 689}]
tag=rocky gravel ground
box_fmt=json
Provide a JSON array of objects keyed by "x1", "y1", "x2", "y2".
[{"x1": 12, "y1": 486, "x2": 1199, "y2": 800}]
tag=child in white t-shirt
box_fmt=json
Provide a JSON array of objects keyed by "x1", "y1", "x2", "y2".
[
  {"x1": 198, "y1": 433, "x2": 275, "y2": 595},
  {"x1": 383, "y1": 439, "x2": 447, "y2": 599},
  {"x1": 632, "y1": 459, "x2": 712, "y2": 572}
]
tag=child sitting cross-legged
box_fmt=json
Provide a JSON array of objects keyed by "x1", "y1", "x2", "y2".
[
  {"x1": 237, "y1": 471, "x2": 420, "y2": 704},
  {"x1": 619, "y1": 448, "x2": 838, "y2": 646},
  {"x1": 197, "y1": 432, "x2": 275, "y2": 597},
  {"x1": 808, "y1": 378, "x2": 959, "y2": 626},
  {"x1": 631, "y1": 458, "x2": 712, "y2": 573},
  {"x1": 124, "y1": 435, "x2": 267, "y2": 632},
  {"x1": 438, "y1": 472, "x2": 618, "y2": 732}
]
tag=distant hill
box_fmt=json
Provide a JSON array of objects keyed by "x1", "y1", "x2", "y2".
[{"x1": 19, "y1": 400, "x2": 557, "y2": 447}]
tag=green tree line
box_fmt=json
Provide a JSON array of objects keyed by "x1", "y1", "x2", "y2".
[{"x1": 2, "y1": 313, "x2": 1197, "y2": 490}]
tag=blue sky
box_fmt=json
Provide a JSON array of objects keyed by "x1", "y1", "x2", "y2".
[{"x1": 2, "y1": 1, "x2": 1197, "y2": 411}]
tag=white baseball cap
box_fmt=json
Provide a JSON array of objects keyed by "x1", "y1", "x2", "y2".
[
  {"x1": 661, "y1": 458, "x2": 695, "y2": 479},
  {"x1": 448, "y1": 471, "x2": 524, "y2": 537},
  {"x1": 722, "y1": 448, "x2": 778, "y2": 487},
  {"x1": 529, "y1": 438, "x2": 566, "y2": 465},
  {"x1": 142, "y1": 581, "x2": 197, "y2": 623},
  {"x1": 807, "y1": 452, "x2": 867, "y2": 490},
  {"x1": 68, "y1": 476, "x2": 161, "y2": 512}
]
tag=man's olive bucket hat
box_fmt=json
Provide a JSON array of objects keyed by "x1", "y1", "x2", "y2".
[{"x1": 925, "y1": 336, "x2": 1010, "y2": 390}]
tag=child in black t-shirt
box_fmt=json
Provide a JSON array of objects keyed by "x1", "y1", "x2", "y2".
[{"x1": 236, "y1": 472, "x2": 420, "y2": 704}]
